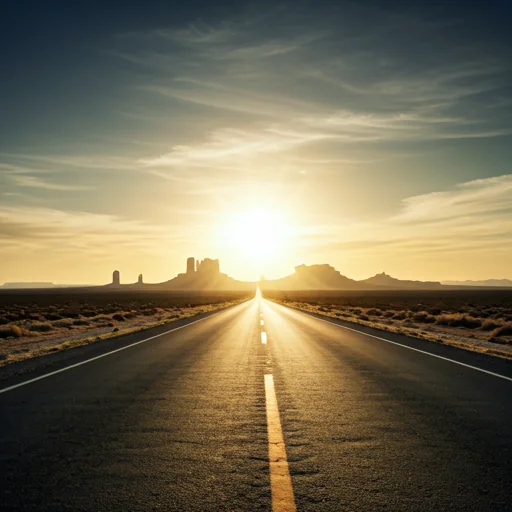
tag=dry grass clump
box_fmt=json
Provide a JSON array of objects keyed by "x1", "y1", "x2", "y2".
[
  {"x1": 1, "y1": 325, "x2": 26, "y2": 338},
  {"x1": 28, "y1": 322, "x2": 54, "y2": 332},
  {"x1": 72, "y1": 319, "x2": 89, "y2": 326},
  {"x1": 91, "y1": 315, "x2": 112, "y2": 323},
  {"x1": 436, "y1": 314, "x2": 482, "y2": 329},
  {"x1": 412, "y1": 311, "x2": 436, "y2": 324},
  {"x1": 52, "y1": 319, "x2": 74, "y2": 328},
  {"x1": 60, "y1": 310, "x2": 81, "y2": 319},
  {"x1": 0, "y1": 290, "x2": 251, "y2": 365},
  {"x1": 43, "y1": 312, "x2": 62, "y2": 321},
  {"x1": 492, "y1": 322, "x2": 512, "y2": 338},
  {"x1": 481, "y1": 318, "x2": 504, "y2": 331},
  {"x1": 0, "y1": 327, "x2": 13, "y2": 339},
  {"x1": 10, "y1": 325, "x2": 24, "y2": 337},
  {"x1": 81, "y1": 310, "x2": 99, "y2": 318}
]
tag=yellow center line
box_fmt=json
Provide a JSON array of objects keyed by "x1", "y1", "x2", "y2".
[
  {"x1": 261, "y1": 319, "x2": 265, "y2": 326},
  {"x1": 264, "y1": 374, "x2": 296, "y2": 512},
  {"x1": 261, "y1": 332, "x2": 267, "y2": 344}
]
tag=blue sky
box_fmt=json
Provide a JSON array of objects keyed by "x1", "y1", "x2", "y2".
[{"x1": 1, "y1": 0, "x2": 511, "y2": 283}]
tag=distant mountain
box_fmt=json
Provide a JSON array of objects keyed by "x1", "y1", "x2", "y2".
[
  {"x1": 153, "y1": 271, "x2": 254, "y2": 291},
  {"x1": 261, "y1": 264, "x2": 367, "y2": 291},
  {"x1": 0, "y1": 282, "x2": 91, "y2": 289},
  {"x1": 261, "y1": 266, "x2": 444, "y2": 291},
  {"x1": 360, "y1": 272, "x2": 443, "y2": 290},
  {"x1": 442, "y1": 279, "x2": 512, "y2": 288},
  {"x1": 105, "y1": 258, "x2": 256, "y2": 291}
]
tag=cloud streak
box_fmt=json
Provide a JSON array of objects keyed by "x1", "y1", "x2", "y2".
[
  {"x1": 10, "y1": 175, "x2": 94, "y2": 191},
  {"x1": 111, "y1": 6, "x2": 512, "y2": 180}
]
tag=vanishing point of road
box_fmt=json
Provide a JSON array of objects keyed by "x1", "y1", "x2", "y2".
[{"x1": 1, "y1": 292, "x2": 511, "y2": 511}]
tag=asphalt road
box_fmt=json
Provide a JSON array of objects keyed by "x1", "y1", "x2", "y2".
[{"x1": 1, "y1": 295, "x2": 511, "y2": 511}]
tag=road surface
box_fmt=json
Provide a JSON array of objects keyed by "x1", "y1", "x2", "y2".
[{"x1": 1, "y1": 294, "x2": 511, "y2": 511}]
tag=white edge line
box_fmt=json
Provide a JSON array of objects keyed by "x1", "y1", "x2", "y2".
[
  {"x1": 274, "y1": 302, "x2": 512, "y2": 383},
  {"x1": 0, "y1": 309, "x2": 227, "y2": 395}
]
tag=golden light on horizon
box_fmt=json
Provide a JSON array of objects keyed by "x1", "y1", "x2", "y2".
[{"x1": 220, "y1": 209, "x2": 291, "y2": 275}]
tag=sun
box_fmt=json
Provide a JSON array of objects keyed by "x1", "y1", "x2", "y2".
[{"x1": 221, "y1": 209, "x2": 289, "y2": 271}]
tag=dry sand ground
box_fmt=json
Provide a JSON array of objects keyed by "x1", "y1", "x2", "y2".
[{"x1": 0, "y1": 291, "x2": 250, "y2": 366}]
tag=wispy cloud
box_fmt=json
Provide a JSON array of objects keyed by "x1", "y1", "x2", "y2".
[
  {"x1": 10, "y1": 175, "x2": 94, "y2": 191},
  {"x1": 395, "y1": 175, "x2": 512, "y2": 223},
  {"x1": 112, "y1": 6, "x2": 512, "y2": 179},
  {"x1": 0, "y1": 206, "x2": 180, "y2": 253},
  {"x1": 310, "y1": 175, "x2": 512, "y2": 257}
]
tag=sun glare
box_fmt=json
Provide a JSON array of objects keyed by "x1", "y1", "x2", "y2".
[{"x1": 222, "y1": 209, "x2": 289, "y2": 272}]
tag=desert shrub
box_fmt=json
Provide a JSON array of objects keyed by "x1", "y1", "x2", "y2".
[
  {"x1": 427, "y1": 308, "x2": 442, "y2": 316},
  {"x1": 383, "y1": 311, "x2": 395, "y2": 318},
  {"x1": 112, "y1": 327, "x2": 119, "y2": 332},
  {"x1": 359, "y1": 314, "x2": 369, "y2": 321},
  {"x1": 28, "y1": 322, "x2": 54, "y2": 332},
  {"x1": 436, "y1": 314, "x2": 482, "y2": 329},
  {"x1": 92, "y1": 315, "x2": 112, "y2": 322},
  {"x1": 112, "y1": 313, "x2": 126, "y2": 322},
  {"x1": 463, "y1": 316, "x2": 483, "y2": 329},
  {"x1": 73, "y1": 319, "x2": 89, "y2": 326},
  {"x1": 393, "y1": 312, "x2": 407, "y2": 320},
  {"x1": 141, "y1": 308, "x2": 158, "y2": 316},
  {"x1": 318, "y1": 306, "x2": 330, "y2": 312},
  {"x1": 481, "y1": 319, "x2": 503, "y2": 331},
  {"x1": 124, "y1": 312, "x2": 137, "y2": 320},
  {"x1": 0, "y1": 327, "x2": 13, "y2": 338},
  {"x1": 28, "y1": 314, "x2": 44, "y2": 321},
  {"x1": 492, "y1": 323, "x2": 512, "y2": 338},
  {"x1": 412, "y1": 312, "x2": 436, "y2": 324},
  {"x1": 43, "y1": 312, "x2": 62, "y2": 321},
  {"x1": 81, "y1": 310, "x2": 98, "y2": 318},
  {"x1": 436, "y1": 314, "x2": 454, "y2": 326},
  {"x1": 367, "y1": 308, "x2": 382, "y2": 316},
  {"x1": 10, "y1": 325, "x2": 23, "y2": 337},
  {"x1": 61, "y1": 310, "x2": 81, "y2": 319},
  {"x1": 351, "y1": 309, "x2": 361, "y2": 315},
  {"x1": 6, "y1": 313, "x2": 21, "y2": 321},
  {"x1": 52, "y1": 319, "x2": 73, "y2": 328},
  {"x1": 0, "y1": 316, "x2": 9, "y2": 325}
]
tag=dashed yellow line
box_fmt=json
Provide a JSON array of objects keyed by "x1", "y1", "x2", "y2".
[
  {"x1": 265, "y1": 374, "x2": 296, "y2": 512},
  {"x1": 261, "y1": 332, "x2": 267, "y2": 344}
]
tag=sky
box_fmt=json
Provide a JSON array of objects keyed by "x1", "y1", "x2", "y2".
[{"x1": 1, "y1": 0, "x2": 512, "y2": 284}]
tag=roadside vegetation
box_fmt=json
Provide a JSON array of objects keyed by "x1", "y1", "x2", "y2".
[
  {"x1": 263, "y1": 290, "x2": 512, "y2": 359},
  {"x1": 0, "y1": 290, "x2": 252, "y2": 365}
]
